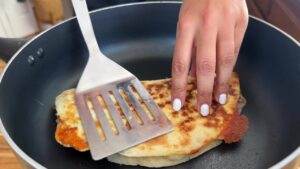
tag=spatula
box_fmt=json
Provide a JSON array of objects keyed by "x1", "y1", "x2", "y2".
[{"x1": 71, "y1": 0, "x2": 173, "y2": 160}]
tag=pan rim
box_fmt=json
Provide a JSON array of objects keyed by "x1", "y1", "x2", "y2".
[{"x1": 0, "y1": 1, "x2": 299, "y2": 169}]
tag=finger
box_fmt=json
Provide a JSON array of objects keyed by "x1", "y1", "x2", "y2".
[
  {"x1": 234, "y1": 13, "x2": 248, "y2": 59},
  {"x1": 214, "y1": 22, "x2": 235, "y2": 105},
  {"x1": 189, "y1": 45, "x2": 196, "y2": 77},
  {"x1": 171, "y1": 20, "x2": 195, "y2": 111},
  {"x1": 234, "y1": 4, "x2": 249, "y2": 62},
  {"x1": 196, "y1": 25, "x2": 217, "y2": 116}
]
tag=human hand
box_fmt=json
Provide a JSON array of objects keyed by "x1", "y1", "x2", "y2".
[{"x1": 171, "y1": 0, "x2": 248, "y2": 116}]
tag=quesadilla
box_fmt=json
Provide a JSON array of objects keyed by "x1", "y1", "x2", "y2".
[{"x1": 55, "y1": 73, "x2": 248, "y2": 167}]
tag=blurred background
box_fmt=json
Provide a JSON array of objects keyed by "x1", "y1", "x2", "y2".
[{"x1": 0, "y1": 0, "x2": 299, "y2": 40}]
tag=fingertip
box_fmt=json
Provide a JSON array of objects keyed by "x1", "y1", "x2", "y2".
[
  {"x1": 218, "y1": 93, "x2": 227, "y2": 105},
  {"x1": 214, "y1": 82, "x2": 229, "y2": 105},
  {"x1": 197, "y1": 92, "x2": 212, "y2": 116},
  {"x1": 200, "y1": 103, "x2": 209, "y2": 116},
  {"x1": 171, "y1": 82, "x2": 186, "y2": 111},
  {"x1": 172, "y1": 98, "x2": 182, "y2": 111}
]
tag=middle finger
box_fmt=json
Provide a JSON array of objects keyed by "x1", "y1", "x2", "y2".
[{"x1": 196, "y1": 24, "x2": 217, "y2": 116}]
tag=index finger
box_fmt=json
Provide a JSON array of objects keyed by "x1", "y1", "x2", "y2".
[{"x1": 171, "y1": 21, "x2": 195, "y2": 111}]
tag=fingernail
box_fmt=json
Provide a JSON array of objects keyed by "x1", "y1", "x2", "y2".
[
  {"x1": 200, "y1": 104, "x2": 209, "y2": 116},
  {"x1": 218, "y1": 93, "x2": 227, "y2": 105},
  {"x1": 172, "y1": 98, "x2": 182, "y2": 111}
]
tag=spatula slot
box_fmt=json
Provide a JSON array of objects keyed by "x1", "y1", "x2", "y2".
[
  {"x1": 118, "y1": 88, "x2": 143, "y2": 125},
  {"x1": 131, "y1": 79, "x2": 162, "y2": 120},
  {"x1": 96, "y1": 95, "x2": 119, "y2": 135},
  {"x1": 108, "y1": 91, "x2": 131, "y2": 130},
  {"x1": 85, "y1": 97, "x2": 106, "y2": 141},
  {"x1": 112, "y1": 88, "x2": 141, "y2": 129},
  {"x1": 123, "y1": 85, "x2": 153, "y2": 125},
  {"x1": 129, "y1": 84, "x2": 155, "y2": 121}
]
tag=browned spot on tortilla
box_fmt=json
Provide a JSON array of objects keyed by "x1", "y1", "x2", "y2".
[
  {"x1": 172, "y1": 111, "x2": 178, "y2": 118},
  {"x1": 159, "y1": 93, "x2": 164, "y2": 98},
  {"x1": 145, "y1": 84, "x2": 153, "y2": 90},
  {"x1": 179, "y1": 124, "x2": 193, "y2": 132},
  {"x1": 181, "y1": 110, "x2": 188, "y2": 117},
  {"x1": 204, "y1": 119, "x2": 218, "y2": 128},
  {"x1": 178, "y1": 118, "x2": 195, "y2": 133},
  {"x1": 202, "y1": 107, "x2": 233, "y2": 128},
  {"x1": 185, "y1": 116, "x2": 195, "y2": 123},
  {"x1": 158, "y1": 102, "x2": 164, "y2": 108}
]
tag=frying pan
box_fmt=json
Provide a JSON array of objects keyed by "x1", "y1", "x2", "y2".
[{"x1": 0, "y1": 2, "x2": 299, "y2": 169}]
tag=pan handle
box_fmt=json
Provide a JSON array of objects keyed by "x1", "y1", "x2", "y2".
[{"x1": 0, "y1": 37, "x2": 28, "y2": 62}]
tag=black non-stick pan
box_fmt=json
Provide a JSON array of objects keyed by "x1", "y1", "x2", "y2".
[{"x1": 0, "y1": 2, "x2": 299, "y2": 169}]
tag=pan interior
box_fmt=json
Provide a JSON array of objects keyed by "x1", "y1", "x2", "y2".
[{"x1": 0, "y1": 3, "x2": 299, "y2": 169}]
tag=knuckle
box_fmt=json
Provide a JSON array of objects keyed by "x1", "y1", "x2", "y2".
[
  {"x1": 215, "y1": 81, "x2": 228, "y2": 92},
  {"x1": 234, "y1": 2, "x2": 248, "y2": 21},
  {"x1": 172, "y1": 84, "x2": 186, "y2": 94},
  {"x1": 177, "y1": 16, "x2": 193, "y2": 32},
  {"x1": 197, "y1": 90, "x2": 212, "y2": 101},
  {"x1": 197, "y1": 58, "x2": 215, "y2": 76},
  {"x1": 201, "y1": 9, "x2": 215, "y2": 29},
  {"x1": 224, "y1": 5, "x2": 236, "y2": 18},
  {"x1": 239, "y1": 10, "x2": 249, "y2": 26},
  {"x1": 220, "y1": 53, "x2": 235, "y2": 66},
  {"x1": 172, "y1": 59, "x2": 188, "y2": 75},
  {"x1": 229, "y1": 7, "x2": 237, "y2": 16},
  {"x1": 240, "y1": 14, "x2": 249, "y2": 26}
]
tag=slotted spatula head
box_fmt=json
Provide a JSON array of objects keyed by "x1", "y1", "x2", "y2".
[{"x1": 72, "y1": 0, "x2": 173, "y2": 160}]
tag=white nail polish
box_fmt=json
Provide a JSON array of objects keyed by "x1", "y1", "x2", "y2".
[
  {"x1": 218, "y1": 93, "x2": 227, "y2": 105},
  {"x1": 200, "y1": 104, "x2": 209, "y2": 116},
  {"x1": 172, "y1": 98, "x2": 182, "y2": 111}
]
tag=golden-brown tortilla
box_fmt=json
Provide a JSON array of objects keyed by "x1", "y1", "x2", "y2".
[{"x1": 55, "y1": 73, "x2": 248, "y2": 167}]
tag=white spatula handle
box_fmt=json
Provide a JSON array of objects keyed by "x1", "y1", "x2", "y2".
[{"x1": 71, "y1": 0, "x2": 104, "y2": 57}]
